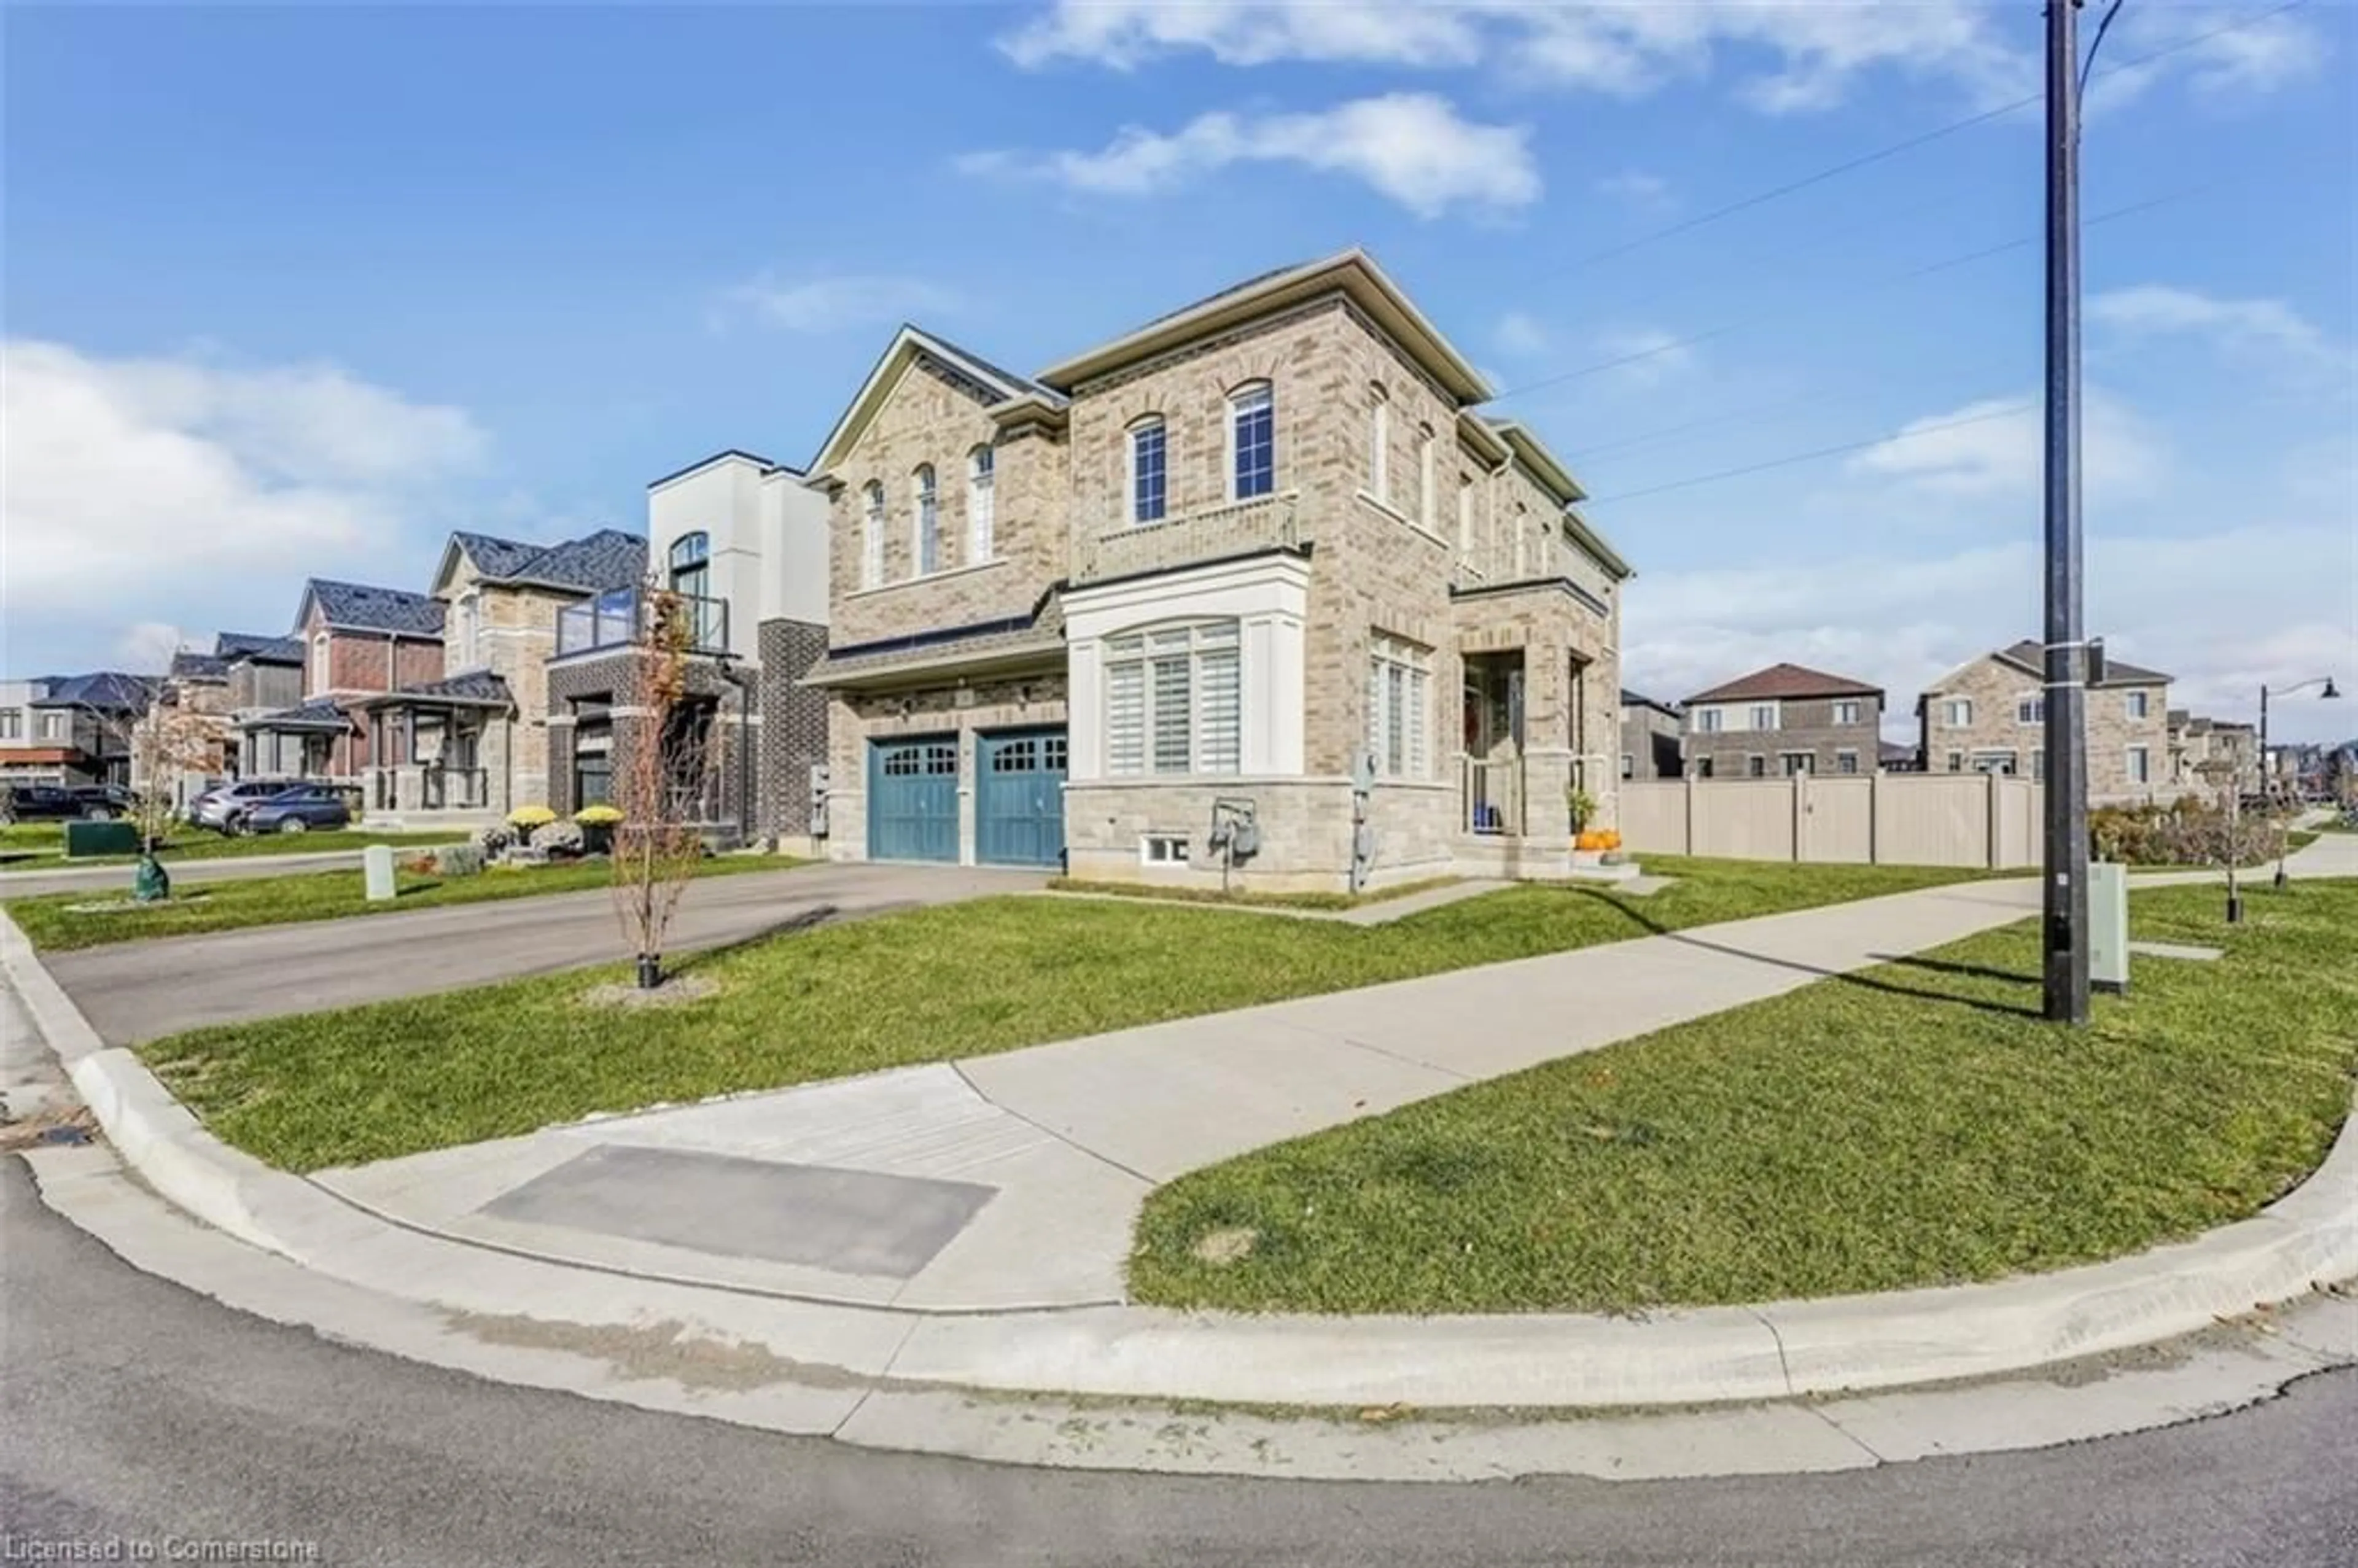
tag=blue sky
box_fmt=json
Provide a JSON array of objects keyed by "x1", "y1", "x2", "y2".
[{"x1": 6, "y1": 2, "x2": 2353, "y2": 740}]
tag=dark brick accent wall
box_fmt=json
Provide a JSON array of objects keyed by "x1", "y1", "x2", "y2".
[
  {"x1": 543, "y1": 648, "x2": 758, "y2": 830},
  {"x1": 758, "y1": 618, "x2": 829, "y2": 838}
]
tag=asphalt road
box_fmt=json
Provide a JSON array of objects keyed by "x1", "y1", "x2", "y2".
[
  {"x1": 41, "y1": 862, "x2": 1043, "y2": 1042},
  {"x1": 4, "y1": 1162, "x2": 2353, "y2": 1568}
]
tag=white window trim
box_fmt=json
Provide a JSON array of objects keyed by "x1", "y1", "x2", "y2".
[
  {"x1": 967, "y1": 446, "x2": 995, "y2": 562},
  {"x1": 2016, "y1": 695, "x2": 2045, "y2": 725},
  {"x1": 1140, "y1": 832, "x2": 1191, "y2": 867},
  {"x1": 1832, "y1": 700, "x2": 1862, "y2": 727},
  {"x1": 1945, "y1": 698, "x2": 1974, "y2": 728},
  {"x1": 861, "y1": 484, "x2": 885, "y2": 589},
  {"x1": 2125, "y1": 690, "x2": 2150, "y2": 720},
  {"x1": 1695, "y1": 706, "x2": 1724, "y2": 734},
  {"x1": 1835, "y1": 748, "x2": 1861, "y2": 775},
  {"x1": 1127, "y1": 416, "x2": 1167, "y2": 525},
  {"x1": 912, "y1": 466, "x2": 939, "y2": 576},
  {"x1": 1750, "y1": 703, "x2": 1781, "y2": 732},
  {"x1": 1456, "y1": 479, "x2": 1474, "y2": 554},
  {"x1": 2126, "y1": 744, "x2": 2152, "y2": 785},
  {"x1": 1368, "y1": 386, "x2": 1389, "y2": 503},
  {"x1": 1227, "y1": 382, "x2": 1274, "y2": 502},
  {"x1": 1103, "y1": 619, "x2": 1242, "y2": 778},
  {"x1": 311, "y1": 634, "x2": 331, "y2": 693},
  {"x1": 1366, "y1": 633, "x2": 1433, "y2": 781},
  {"x1": 1417, "y1": 427, "x2": 1436, "y2": 531}
]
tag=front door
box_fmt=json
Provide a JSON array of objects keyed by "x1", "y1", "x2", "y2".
[
  {"x1": 868, "y1": 735, "x2": 960, "y2": 863},
  {"x1": 976, "y1": 728, "x2": 1067, "y2": 867}
]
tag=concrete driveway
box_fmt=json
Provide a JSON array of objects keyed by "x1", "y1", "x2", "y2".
[{"x1": 45, "y1": 861, "x2": 1043, "y2": 1044}]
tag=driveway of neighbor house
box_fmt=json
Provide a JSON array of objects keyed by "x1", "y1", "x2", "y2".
[
  {"x1": 45, "y1": 862, "x2": 1045, "y2": 1044},
  {"x1": 315, "y1": 874, "x2": 2075, "y2": 1314}
]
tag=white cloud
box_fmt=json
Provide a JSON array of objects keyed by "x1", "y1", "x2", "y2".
[
  {"x1": 1845, "y1": 390, "x2": 2166, "y2": 506},
  {"x1": 1493, "y1": 311, "x2": 1550, "y2": 357},
  {"x1": 0, "y1": 340, "x2": 483, "y2": 620},
  {"x1": 959, "y1": 93, "x2": 1539, "y2": 218},
  {"x1": 2090, "y1": 285, "x2": 2343, "y2": 376},
  {"x1": 1595, "y1": 169, "x2": 1672, "y2": 209},
  {"x1": 2090, "y1": 5, "x2": 2329, "y2": 112},
  {"x1": 1592, "y1": 326, "x2": 1697, "y2": 389},
  {"x1": 1001, "y1": 2, "x2": 2032, "y2": 111},
  {"x1": 715, "y1": 272, "x2": 959, "y2": 334}
]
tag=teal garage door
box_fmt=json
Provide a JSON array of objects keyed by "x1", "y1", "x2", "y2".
[
  {"x1": 976, "y1": 728, "x2": 1067, "y2": 868},
  {"x1": 868, "y1": 735, "x2": 960, "y2": 863}
]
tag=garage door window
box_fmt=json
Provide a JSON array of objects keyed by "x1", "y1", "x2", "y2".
[{"x1": 1105, "y1": 622, "x2": 1239, "y2": 776}]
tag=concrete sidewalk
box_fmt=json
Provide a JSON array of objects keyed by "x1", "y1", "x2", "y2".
[
  {"x1": 45, "y1": 862, "x2": 1045, "y2": 1043},
  {"x1": 320, "y1": 875, "x2": 2064, "y2": 1311},
  {"x1": 0, "y1": 845, "x2": 407, "y2": 899}
]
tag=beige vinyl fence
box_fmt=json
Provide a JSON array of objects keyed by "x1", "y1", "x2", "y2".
[{"x1": 1618, "y1": 773, "x2": 2044, "y2": 869}]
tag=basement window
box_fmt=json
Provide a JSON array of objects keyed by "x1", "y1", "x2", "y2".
[{"x1": 1140, "y1": 833, "x2": 1191, "y2": 866}]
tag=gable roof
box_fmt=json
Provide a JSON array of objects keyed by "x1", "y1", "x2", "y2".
[
  {"x1": 299, "y1": 579, "x2": 446, "y2": 637},
  {"x1": 440, "y1": 529, "x2": 648, "y2": 597},
  {"x1": 1620, "y1": 689, "x2": 1680, "y2": 718},
  {"x1": 808, "y1": 325, "x2": 1064, "y2": 479},
  {"x1": 169, "y1": 651, "x2": 229, "y2": 680},
  {"x1": 1685, "y1": 663, "x2": 1884, "y2": 705},
  {"x1": 31, "y1": 671, "x2": 158, "y2": 711},
  {"x1": 216, "y1": 631, "x2": 303, "y2": 665},
  {"x1": 1993, "y1": 638, "x2": 2170, "y2": 687},
  {"x1": 1037, "y1": 249, "x2": 1491, "y2": 403}
]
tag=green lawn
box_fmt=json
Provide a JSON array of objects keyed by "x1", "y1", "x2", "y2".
[
  {"x1": 1129, "y1": 879, "x2": 2358, "y2": 1316},
  {"x1": 134, "y1": 857, "x2": 2003, "y2": 1172},
  {"x1": 1045, "y1": 874, "x2": 1465, "y2": 912},
  {"x1": 0, "y1": 825, "x2": 464, "y2": 872},
  {"x1": 3, "y1": 852, "x2": 803, "y2": 952}
]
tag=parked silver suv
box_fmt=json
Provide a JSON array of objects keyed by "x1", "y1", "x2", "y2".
[{"x1": 189, "y1": 778, "x2": 302, "y2": 833}]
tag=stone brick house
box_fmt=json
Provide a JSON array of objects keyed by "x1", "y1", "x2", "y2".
[
  {"x1": 239, "y1": 581, "x2": 445, "y2": 784},
  {"x1": 340, "y1": 527, "x2": 647, "y2": 825},
  {"x1": 543, "y1": 451, "x2": 831, "y2": 848},
  {"x1": 2168, "y1": 710, "x2": 2260, "y2": 797},
  {"x1": 1916, "y1": 640, "x2": 2173, "y2": 802},
  {"x1": 1680, "y1": 663, "x2": 1883, "y2": 778},
  {"x1": 1618, "y1": 690, "x2": 1683, "y2": 780},
  {"x1": 0, "y1": 672, "x2": 155, "y2": 788},
  {"x1": 800, "y1": 250, "x2": 1634, "y2": 891}
]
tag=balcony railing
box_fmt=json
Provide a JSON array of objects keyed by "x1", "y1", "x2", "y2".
[
  {"x1": 1072, "y1": 492, "x2": 1302, "y2": 586},
  {"x1": 556, "y1": 589, "x2": 730, "y2": 658}
]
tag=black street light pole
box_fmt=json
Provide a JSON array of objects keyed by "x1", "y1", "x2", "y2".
[
  {"x1": 2262, "y1": 675, "x2": 2341, "y2": 888},
  {"x1": 2042, "y1": 0, "x2": 2091, "y2": 1025}
]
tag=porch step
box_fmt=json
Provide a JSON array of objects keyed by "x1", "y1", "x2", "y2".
[{"x1": 1450, "y1": 836, "x2": 1644, "y2": 883}]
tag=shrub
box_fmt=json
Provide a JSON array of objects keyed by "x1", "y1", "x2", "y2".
[
  {"x1": 2090, "y1": 799, "x2": 2275, "y2": 867},
  {"x1": 429, "y1": 842, "x2": 486, "y2": 877},
  {"x1": 507, "y1": 804, "x2": 557, "y2": 830},
  {"x1": 470, "y1": 823, "x2": 515, "y2": 856}
]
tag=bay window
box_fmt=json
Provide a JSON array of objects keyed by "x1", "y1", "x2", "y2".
[{"x1": 1105, "y1": 621, "x2": 1239, "y2": 775}]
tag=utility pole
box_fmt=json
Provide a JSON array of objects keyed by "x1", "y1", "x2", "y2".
[{"x1": 2042, "y1": 0, "x2": 2091, "y2": 1025}]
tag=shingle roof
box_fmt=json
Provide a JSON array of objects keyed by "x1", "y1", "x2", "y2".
[
  {"x1": 216, "y1": 631, "x2": 304, "y2": 664},
  {"x1": 241, "y1": 696, "x2": 352, "y2": 732},
  {"x1": 355, "y1": 671, "x2": 515, "y2": 710},
  {"x1": 169, "y1": 651, "x2": 229, "y2": 680},
  {"x1": 305, "y1": 580, "x2": 447, "y2": 636},
  {"x1": 1994, "y1": 639, "x2": 2170, "y2": 687},
  {"x1": 1684, "y1": 662, "x2": 1883, "y2": 705},
  {"x1": 454, "y1": 528, "x2": 647, "y2": 594},
  {"x1": 1620, "y1": 688, "x2": 1679, "y2": 716},
  {"x1": 33, "y1": 671, "x2": 158, "y2": 711}
]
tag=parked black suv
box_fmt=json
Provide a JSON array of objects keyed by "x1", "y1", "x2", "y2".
[{"x1": 2, "y1": 784, "x2": 133, "y2": 823}]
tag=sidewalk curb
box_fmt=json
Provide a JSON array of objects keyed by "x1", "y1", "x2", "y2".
[{"x1": 6, "y1": 904, "x2": 2354, "y2": 1415}]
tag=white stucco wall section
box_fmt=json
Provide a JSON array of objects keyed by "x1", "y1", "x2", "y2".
[{"x1": 1061, "y1": 553, "x2": 1310, "y2": 783}]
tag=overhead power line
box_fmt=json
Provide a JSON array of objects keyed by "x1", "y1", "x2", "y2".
[{"x1": 1526, "y1": 0, "x2": 2309, "y2": 281}]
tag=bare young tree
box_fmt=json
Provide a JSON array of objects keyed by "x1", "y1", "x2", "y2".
[
  {"x1": 610, "y1": 584, "x2": 716, "y2": 988},
  {"x1": 128, "y1": 701, "x2": 220, "y2": 901}
]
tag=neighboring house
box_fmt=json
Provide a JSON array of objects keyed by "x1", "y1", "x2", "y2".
[
  {"x1": 2168, "y1": 710, "x2": 2260, "y2": 796},
  {"x1": 130, "y1": 647, "x2": 239, "y2": 805},
  {"x1": 799, "y1": 249, "x2": 1633, "y2": 890},
  {"x1": 1879, "y1": 739, "x2": 1922, "y2": 772},
  {"x1": 1618, "y1": 691, "x2": 1683, "y2": 780},
  {"x1": 1680, "y1": 664, "x2": 1884, "y2": 778},
  {"x1": 217, "y1": 632, "x2": 306, "y2": 722},
  {"x1": 1916, "y1": 640, "x2": 2173, "y2": 801},
  {"x1": 0, "y1": 672, "x2": 155, "y2": 788},
  {"x1": 545, "y1": 451, "x2": 831, "y2": 847},
  {"x1": 240, "y1": 581, "x2": 446, "y2": 783},
  {"x1": 348, "y1": 527, "x2": 647, "y2": 823}
]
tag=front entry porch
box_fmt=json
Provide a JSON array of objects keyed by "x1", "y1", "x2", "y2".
[{"x1": 355, "y1": 674, "x2": 515, "y2": 829}]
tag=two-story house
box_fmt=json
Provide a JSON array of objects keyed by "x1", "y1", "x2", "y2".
[
  {"x1": 1618, "y1": 691, "x2": 1683, "y2": 780},
  {"x1": 0, "y1": 672, "x2": 154, "y2": 789},
  {"x1": 2168, "y1": 710, "x2": 2260, "y2": 796},
  {"x1": 799, "y1": 250, "x2": 1634, "y2": 891},
  {"x1": 239, "y1": 581, "x2": 445, "y2": 785},
  {"x1": 544, "y1": 451, "x2": 831, "y2": 847},
  {"x1": 1916, "y1": 640, "x2": 2173, "y2": 801},
  {"x1": 1680, "y1": 664, "x2": 1884, "y2": 778},
  {"x1": 346, "y1": 527, "x2": 646, "y2": 824}
]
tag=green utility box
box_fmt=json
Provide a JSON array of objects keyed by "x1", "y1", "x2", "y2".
[{"x1": 63, "y1": 820, "x2": 142, "y2": 859}]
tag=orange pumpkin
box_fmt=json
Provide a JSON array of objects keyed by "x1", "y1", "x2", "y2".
[
  {"x1": 1602, "y1": 830, "x2": 1622, "y2": 850},
  {"x1": 1575, "y1": 831, "x2": 1603, "y2": 851}
]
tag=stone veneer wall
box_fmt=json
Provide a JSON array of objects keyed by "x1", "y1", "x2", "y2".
[{"x1": 1922, "y1": 656, "x2": 2174, "y2": 801}]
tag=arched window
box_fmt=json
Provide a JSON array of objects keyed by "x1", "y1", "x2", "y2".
[
  {"x1": 1229, "y1": 381, "x2": 1274, "y2": 500},
  {"x1": 1127, "y1": 416, "x2": 1167, "y2": 524},
  {"x1": 1368, "y1": 384, "x2": 1390, "y2": 502},
  {"x1": 861, "y1": 482, "x2": 885, "y2": 588},
  {"x1": 667, "y1": 532, "x2": 710, "y2": 601},
  {"x1": 1416, "y1": 425, "x2": 1436, "y2": 528},
  {"x1": 1456, "y1": 475, "x2": 1475, "y2": 554},
  {"x1": 1103, "y1": 619, "x2": 1240, "y2": 777},
  {"x1": 967, "y1": 445, "x2": 995, "y2": 561},
  {"x1": 912, "y1": 465, "x2": 939, "y2": 575}
]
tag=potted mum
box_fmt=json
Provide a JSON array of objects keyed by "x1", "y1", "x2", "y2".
[{"x1": 575, "y1": 802, "x2": 622, "y2": 856}]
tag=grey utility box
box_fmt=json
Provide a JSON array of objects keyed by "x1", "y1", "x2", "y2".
[
  {"x1": 2089, "y1": 860, "x2": 2130, "y2": 994},
  {"x1": 362, "y1": 843, "x2": 398, "y2": 903}
]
